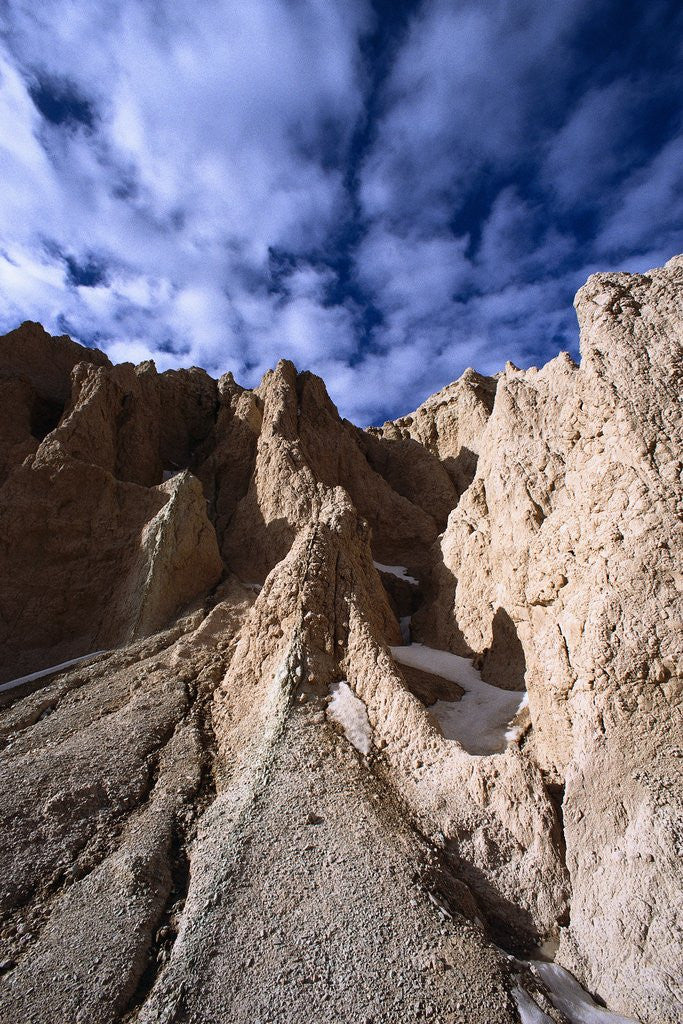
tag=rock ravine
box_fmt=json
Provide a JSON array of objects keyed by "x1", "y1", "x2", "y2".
[{"x1": 0, "y1": 258, "x2": 681, "y2": 1024}]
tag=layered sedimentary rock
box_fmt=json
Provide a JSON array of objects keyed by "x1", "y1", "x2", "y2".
[{"x1": 0, "y1": 258, "x2": 680, "y2": 1024}]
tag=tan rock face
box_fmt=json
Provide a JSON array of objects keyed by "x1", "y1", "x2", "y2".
[
  {"x1": 431, "y1": 255, "x2": 683, "y2": 1020},
  {"x1": 0, "y1": 322, "x2": 109, "y2": 486},
  {"x1": 0, "y1": 258, "x2": 680, "y2": 1024},
  {"x1": 0, "y1": 320, "x2": 111, "y2": 402},
  {"x1": 0, "y1": 337, "x2": 222, "y2": 681},
  {"x1": 370, "y1": 367, "x2": 497, "y2": 495},
  {"x1": 0, "y1": 377, "x2": 38, "y2": 485}
]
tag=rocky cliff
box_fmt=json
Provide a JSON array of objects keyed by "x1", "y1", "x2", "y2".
[{"x1": 0, "y1": 258, "x2": 680, "y2": 1024}]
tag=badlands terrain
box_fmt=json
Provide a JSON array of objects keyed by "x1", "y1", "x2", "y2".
[{"x1": 0, "y1": 257, "x2": 681, "y2": 1023}]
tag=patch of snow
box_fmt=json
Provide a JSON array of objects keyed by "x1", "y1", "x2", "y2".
[
  {"x1": 0, "y1": 651, "x2": 109, "y2": 693},
  {"x1": 326, "y1": 680, "x2": 373, "y2": 756},
  {"x1": 507, "y1": 948, "x2": 640, "y2": 1024},
  {"x1": 530, "y1": 962, "x2": 639, "y2": 1024},
  {"x1": 373, "y1": 561, "x2": 419, "y2": 586},
  {"x1": 390, "y1": 643, "x2": 526, "y2": 755},
  {"x1": 399, "y1": 615, "x2": 412, "y2": 644},
  {"x1": 511, "y1": 985, "x2": 554, "y2": 1024},
  {"x1": 504, "y1": 692, "x2": 529, "y2": 742}
]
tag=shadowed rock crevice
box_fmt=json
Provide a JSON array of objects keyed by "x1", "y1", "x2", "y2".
[
  {"x1": 480, "y1": 607, "x2": 527, "y2": 692},
  {"x1": 444, "y1": 851, "x2": 543, "y2": 955},
  {"x1": 29, "y1": 392, "x2": 66, "y2": 440},
  {"x1": 442, "y1": 444, "x2": 478, "y2": 496},
  {"x1": 544, "y1": 782, "x2": 568, "y2": 883},
  {"x1": 119, "y1": 814, "x2": 193, "y2": 1024},
  {"x1": 410, "y1": 558, "x2": 472, "y2": 656}
]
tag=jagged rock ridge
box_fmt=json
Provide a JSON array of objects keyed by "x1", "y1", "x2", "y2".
[{"x1": 0, "y1": 257, "x2": 680, "y2": 1024}]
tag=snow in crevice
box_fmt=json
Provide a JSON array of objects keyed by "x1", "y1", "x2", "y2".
[
  {"x1": 510, "y1": 959, "x2": 640, "y2": 1024},
  {"x1": 399, "y1": 615, "x2": 412, "y2": 644},
  {"x1": 326, "y1": 680, "x2": 373, "y2": 756},
  {"x1": 373, "y1": 561, "x2": 419, "y2": 586},
  {"x1": 0, "y1": 650, "x2": 109, "y2": 693},
  {"x1": 390, "y1": 643, "x2": 527, "y2": 755},
  {"x1": 511, "y1": 985, "x2": 554, "y2": 1023},
  {"x1": 532, "y1": 961, "x2": 639, "y2": 1024}
]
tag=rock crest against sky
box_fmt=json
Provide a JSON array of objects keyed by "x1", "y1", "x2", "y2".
[{"x1": 0, "y1": 0, "x2": 682, "y2": 422}]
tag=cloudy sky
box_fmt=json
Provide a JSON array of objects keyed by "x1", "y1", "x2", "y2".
[{"x1": 0, "y1": 0, "x2": 682, "y2": 423}]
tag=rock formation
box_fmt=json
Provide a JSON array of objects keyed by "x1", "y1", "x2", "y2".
[{"x1": 0, "y1": 257, "x2": 680, "y2": 1024}]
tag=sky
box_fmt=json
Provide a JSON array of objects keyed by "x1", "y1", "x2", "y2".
[{"x1": 0, "y1": 0, "x2": 682, "y2": 425}]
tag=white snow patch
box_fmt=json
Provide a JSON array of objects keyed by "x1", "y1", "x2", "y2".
[
  {"x1": 508, "y1": 952, "x2": 640, "y2": 1024},
  {"x1": 373, "y1": 561, "x2": 419, "y2": 586},
  {"x1": 327, "y1": 680, "x2": 373, "y2": 756},
  {"x1": 511, "y1": 985, "x2": 554, "y2": 1024},
  {"x1": 0, "y1": 651, "x2": 109, "y2": 693},
  {"x1": 390, "y1": 643, "x2": 527, "y2": 755},
  {"x1": 530, "y1": 962, "x2": 639, "y2": 1024}
]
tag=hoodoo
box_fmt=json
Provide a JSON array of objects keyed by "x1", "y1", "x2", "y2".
[{"x1": 0, "y1": 258, "x2": 681, "y2": 1024}]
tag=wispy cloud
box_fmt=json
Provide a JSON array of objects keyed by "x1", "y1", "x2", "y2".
[{"x1": 0, "y1": 0, "x2": 681, "y2": 424}]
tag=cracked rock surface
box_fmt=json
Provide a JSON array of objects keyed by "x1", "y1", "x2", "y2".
[{"x1": 0, "y1": 258, "x2": 681, "y2": 1024}]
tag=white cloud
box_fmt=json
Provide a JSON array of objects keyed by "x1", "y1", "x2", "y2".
[
  {"x1": 359, "y1": 0, "x2": 588, "y2": 227},
  {"x1": 594, "y1": 134, "x2": 683, "y2": 258},
  {"x1": 358, "y1": 226, "x2": 470, "y2": 320},
  {"x1": 0, "y1": 0, "x2": 370, "y2": 379},
  {"x1": 0, "y1": 243, "x2": 66, "y2": 319},
  {"x1": 542, "y1": 79, "x2": 642, "y2": 207}
]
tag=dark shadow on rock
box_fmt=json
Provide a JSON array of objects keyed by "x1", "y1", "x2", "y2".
[
  {"x1": 397, "y1": 663, "x2": 464, "y2": 705},
  {"x1": 30, "y1": 393, "x2": 65, "y2": 440},
  {"x1": 378, "y1": 571, "x2": 422, "y2": 622},
  {"x1": 480, "y1": 607, "x2": 526, "y2": 692},
  {"x1": 410, "y1": 558, "x2": 472, "y2": 657},
  {"x1": 357, "y1": 429, "x2": 459, "y2": 531},
  {"x1": 442, "y1": 839, "x2": 545, "y2": 953},
  {"x1": 442, "y1": 446, "x2": 478, "y2": 497}
]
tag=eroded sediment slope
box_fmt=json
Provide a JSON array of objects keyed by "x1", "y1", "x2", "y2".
[{"x1": 0, "y1": 257, "x2": 680, "y2": 1024}]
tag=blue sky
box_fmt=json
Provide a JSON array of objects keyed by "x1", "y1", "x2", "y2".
[{"x1": 0, "y1": 0, "x2": 681, "y2": 424}]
